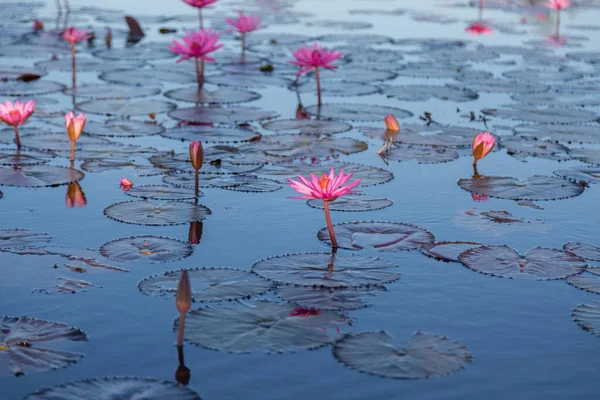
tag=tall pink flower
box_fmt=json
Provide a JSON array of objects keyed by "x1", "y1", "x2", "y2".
[
  {"x1": 288, "y1": 167, "x2": 360, "y2": 249},
  {"x1": 169, "y1": 29, "x2": 223, "y2": 87},
  {"x1": 226, "y1": 13, "x2": 262, "y2": 55},
  {"x1": 290, "y1": 43, "x2": 343, "y2": 106},
  {"x1": 546, "y1": 0, "x2": 570, "y2": 9},
  {"x1": 65, "y1": 112, "x2": 87, "y2": 161},
  {"x1": 62, "y1": 26, "x2": 91, "y2": 43},
  {"x1": 182, "y1": 0, "x2": 219, "y2": 29},
  {"x1": 472, "y1": 132, "x2": 495, "y2": 166},
  {"x1": 0, "y1": 99, "x2": 35, "y2": 148}
]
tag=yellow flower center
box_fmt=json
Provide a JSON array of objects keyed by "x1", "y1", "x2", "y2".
[{"x1": 318, "y1": 175, "x2": 329, "y2": 191}]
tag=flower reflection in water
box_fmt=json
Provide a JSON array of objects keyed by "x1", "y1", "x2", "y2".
[{"x1": 66, "y1": 182, "x2": 87, "y2": 208}]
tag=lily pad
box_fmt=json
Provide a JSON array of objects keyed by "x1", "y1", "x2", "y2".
[
  {"x1": 499, "y1": 137, "x2": 570, "y2": 162},
  {"x1": 261, "y1": 134, "x2": 368, "y2": 159},
  {"x1": 164, "y1": 87, "x2": 261, "y2": 104},
  {"x1": 76, "y1": 99, "x2": 176, "y2": 116},
  {"x1": 104, "y1": 200, "x2": 211, "y2": 226},
  {"x1": 293, "y1": 81, "x2": 380, "y2": 96},
  {"x1": 457, "y1": 175, "x2": 585, "y2": 201},
  {"x1": 161, "y1": 125, "x2": 261, "y2": 143},
  {"x1": 458, "y1": 78, "x2": 549, "y2": 94},
  {"x1": 178, "y1": 301, "x2": 349, "y2": 353},
  {"x1": 0, "y1": 80, "x2": 66, "y2": 96},
  {"x1": 6, "y1": 133, "x2": 110, "y2": 151},
  {"x1": 139, "y1": 267, "x2": 272, "y2": 302},
  {"x1": 93, "y1": 45, "x2": 176, "y2": 61},
  {"x1": 252, "y1": 252, "x2": 400, "y2": 288},
  {"x1": 554, "y1": 167, "x2": 600, "y2": 184},
  {"x1": 100, "y1": 67, "x2": 197, "y2": 85},
  {"x1": 567, "y1": 148, "x2": 600, "y2": 165},
  {"x1": 458, "y1": 245, "x2": 586, "y2": 280},
  {"x1": 333, "y1": 331, "x2": 472, "y2": 379},
  {"x1": 502, "y1": 68, "x2": 585, "y2": 83},
  {"x1": 169, "y1": 106, "x2": 279, "y2": 124},
  {"x1": 205, "y1": 73, "x2": 292, "y2": 88},
  {"x1": 308, "y1": 20, "x2": 373, "y2": 30},
  {"x1": 24, "y1": 376, "x2": 200, "y2": 399},
  {"x1": 100, "y1": 235, "x2": 193, "y2": 263},
  {"x1": 514, "y1": 125, "x2": 600, "y2": 144},
  {"x1": 361, "y1": 123, "x2": 478, "y2": 147},
  {"x1": 0, "y1": 150, "x2": 53, "y2": 166},
  {"x1": 420, "y1": 241, "x2": 483, "y2": 263},
  {"x1": 382, "y1": 145, "x2": 460, "y2": 164},
  {"x1": 276, "y1": 285, "x2": 385, "y2": 311},
  {"x1": 307, "y1": 194, "x2": 393, "y2": 212},
  {"x1": 511, "y1": 91, "x2": 600, "y2": 107},
  {"x1": 149, "y1": 153, "x2": 262, "y2": 174},
  {"x1": 35, "y1": 58, "x2": 145, "y2": 73},
  {"x1": 305, "y1": 68, "x2": 396, "y2": 83},
  {"x1": 382, "y1": 85, "x2": 478, "y2": 102},
  {"x1": 125, "y1": 184, "x2": 201, "y2": 200},
  {"x1": 305, "y1": 104, "x2": 412, "y2": 121},
  {"x1": 394, "y1": 63, "x2": 474, "y2": 79},
  {"x1": 318, "y1": 221, "x2": 435, "y2": 252},
  {"x1": 0, "y1": 229, "x2": 51, "y2": 249},
  {"x1": 0, "y1": 166, "x2": 84, "y2": 187},
  {"x1": 64, "y1": 84, "x2": 160, "y2": 99},
  {"x1": 0, "y1": 316, "x2": 86, "y2": 376},
  {"x1": 563, "y1": 242, "x2": 600, "y2": 261},
  {"x1": 83, "y1": 119, "x2": 165, "y2": 137},
  {"x1": 573, "y1": 301, "x2": 600, "y2": 337},
  {"x1": 481, "y1": 105, "x2": 599, "y2": 124},
  {"x1": 262, "y1": 119, "x2": 352, "y2": 135},
  {"x1": 566, "y1": 267, "x2": 600, "y2": 294}
]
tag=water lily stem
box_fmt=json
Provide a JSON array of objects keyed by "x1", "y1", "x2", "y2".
[
  {"x1": 13, "y1": 126, "x2": 21, "y2": 148},
  {"x1": 478, "y1": 0, "x2": 483, "y2": 20},
  {"x1": 177, "y1": 311, "x2": 186, "y2": 347},
  {"x1": 472, "y1": 163, "x2": 479, "y2": 177},
  {"x1": 323, "y1": 200, "x2": 337, "y2": 249},
  {"x1": 194, "y1": 170, "x2": 199, "y2": 199},
  {"x1": 556, "y1": 9, "x2": 561, "y2": 38},
  {"x1": 315, "y1": 67, "x2": 322, "y2": 106},
  {"x1": 198, "y1": 8, "x2": 203, "y2": 30},
  {"x1": 70, "y1": 141, "x2": 75, "y2": 161},
  {"x1": 194, "y1": 57, "x2": 202, "y2": 88},
  {"x1": 71, "y1": 42, "x2": 76, "y2": 90},
  {"x1": 241, "y1": 33, "x2": 246, "y2": 58}
]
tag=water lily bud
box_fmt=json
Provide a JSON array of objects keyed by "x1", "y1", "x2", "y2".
[
  {"x1": 472, "y1": 132, "x2": 495, "y2": 162},
  {"x1": 189, "y1": 140, "x2": 204, "y2": 171},
  {"x1": 120, "y1": 177, "x2": 133, "y2": 191},
  {"x1": 384, "y1": 114, "x2": 400, "y2": 132},
  {"x1": 65, "y1": 112, "x2": 87, "y2": 143}
]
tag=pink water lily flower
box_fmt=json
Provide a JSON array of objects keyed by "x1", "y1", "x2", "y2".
[
  {"x1": 169, "y1": 29, "x2": 223, "y2": 62},
  {"x1": 182, "y1": 0, "x2": 218, "y2": 8},
  {"x1": 120, "y1": 178, "x2": 133, "y2": 191},
  {"x1": 465, "y1": 22, "x2": 493, "y2": 35},
  {"x1": 472, "y1": 132, "x2": 495, "y2": 166},
  {"x1": 546, "y1": 0, "x2": 570, "y2": 9},
  {"x1": 0, "y1": 99, "x2": 35, "y2": 148},
  {"x1": 62, "y1": 26, "x2": 91, "y2": 43},
  {"x1": 226, "y1": 13, "x2": 262, "y2": 33},
  {"x1": 33, "y1": 19, "x2": 44, "y2": 31},
  {"x1": 65, "y1": 112, "x2": 87, "y2": 161},
  {"x1": 288, "y1": 167, "x2": 361, "y2": 202}
]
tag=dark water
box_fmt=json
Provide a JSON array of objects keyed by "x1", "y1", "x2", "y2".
[{"x1": 1, "y1": 0, "x2": 600, "y2": 398}]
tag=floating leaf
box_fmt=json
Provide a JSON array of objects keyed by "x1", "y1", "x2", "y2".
[
  {"x1": 218, "y1": 175, "x2": 283, "y2": 192},
  {"x1": 169, "y1": 106, "x2": 279, "y2": 124},
  {"x1": 318, "y1": 221, "x2": 435, "y2": 252},
  {"x1": 178, "y1": 301, "x2": 349, "y2": 353},
  {"x1": 458, "y1": 77, "x2": 549, "y2": 94},
  {"x1": 566, "y1": 268, "x2": 600, "y2": 294},
  {"x1": 481, "y1": 105, "x2": 599, "y2": 124},
  {"x1": 35, "y1": 58, "x2": 145, "y2": 73},
  {"x1": 64, "y1": 84, "x2": 160, "y2": 99},
  {"x1": 361, "y1": 123, "x2": 477, "y2": 147},
  {"x1": 252, "y1": 252, "x2": 399, "y2": 288},
  {"x1": 394, "y1": 63, "x2": 475, "y2": 79},
  {"x1": 382, "y1": 145, "x2": 459, "y2": 164},
  {"x1": 307, "y1": 194, "x2": 392, "y2": 212},
  {"x1": 0, "y1": 150, "x2": 53, "y2": 166},
  {"x1": 514, "y1": 125, "x2": 600, "y2": 144},
  {"x1": 100, "y1": 235, "x2": 193, "y2": 263},
  {"x1": 333, "y1": 331, "x2": 472, "y2": 379},
  {"x1": 104, "y1": 200, "x2": 211, "y2": 226},
  {"x1": 36, "y1": 278, "x2": 102, "y2": 294},
  {"x1": 0, "y1": 316, "x2": 86, "y2": 376},
  {"x1": 125, "y1": 184, "x2": 200, "y2": 200},
  {"x1": 100, "y1": 67, "x2": 196, "y2": 85},
  {"x1": 554, "y1": 167, "x2": 600, "y2": 185},
  {"x1": 458, "y1": 245, "x2": 586, "y2": 280},
  {"x1": 8, "y1": 133, "x2": 110, "y2": 151},
  {"x1": 149, "y1": 153, "x2": 262, "y2": 174},
  {"x1": 83, "y1": 119, "x2": 165, "y2": 137},
  {"x1": 457, "y1": 175, "x2": 584, "y2": 201},
  {"x1": 305, "y1": 104, "x2": 412, "y2": 121},
  {"x1": 0, "y1": 229, "x2": 51, "y2": 249},
  {"x1": 512, "y1": 91, "x2": 600, "y2": 107},
  {"x1": 308, "y1": 19, "x2": 373, "y2": 29},
  {"x1": 276, "y1": 285, "x2": 385, "y2": 311},
  {"x1": 93, "y1": 45, "x2": 176, "y2": 61},
  {"x1": 499, "y1": 137, "x2": 570, "y2": 162},
  {"x1": 0, "y1": 80, "x2": 65, "y2": 96},
  {"x1": 161, "y1": 125, "x2": 261, "y2": 143},
  {"x1": 382, "y1": 85, "x2": 478, "y2": 102},
  {"x1": 502, "y1": 68, "x2": 585, "y2": 83},
  {"x1": 139, "y1": 267, "x2": 272, "y2": 302},
  {"x1": 205, "y1": 73, "x2": 292, "y2": 88},
  {"x1": 0, "y1": 166, "x2": 84, "y2": 187},
  {"x1": 573, "y1": 301, "x2": 600, "y2": 337},
  {"x1": 317, "y1": 33, "x2": 393, "y2": 45},
  {"x1": 293, "y1": 81, "x2": 380, "y2": 96},
  {"x1": 76, "y1": 99, "x2": 176, "y2": 116},
  {"x1": 261, "y1": 134, "x2": 368, "y2": 159},
  {"x1": 262, "y1": 119, "x2": 352, "y2": 135},
  {"x1": 24, "y1": 376, "x2": 201, "y2": 399},
  {"x1": 563, "y1": 242, "x2": 600, "y2": 261},
  {"x1": 164, "y1": 87, "x2": 261, "y2": 104},
  {"x1": 420, "y1": 241, "x2": 483, "y2": 263}
]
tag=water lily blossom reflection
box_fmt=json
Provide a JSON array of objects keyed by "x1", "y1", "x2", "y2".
[
  {"x1": 465, "y1": 22, "x2": 493, "y2": 35},
  {"x1": 379, "y1": 114, "x2": 400, "y2": 154},
  {"x1": 120, "y1": 178, "x2": 133, "y2": 191},
  {"x1": 225, "y1": 13, "x2": 262, "y2": 55},
  {"x1": 176, "y1": 269, "x2": 192, "y2": 347},
  {"x1": 65, "y1": 112, "x2": 87, "y2": 161},
  {"x1": 169, "y1": 29, "x2": 223, "y2": 87},
  {"x1": 0, "y1": 100, "x2": 35, "y2": 149},
  {"x1": 290, "y1": 43, "x2": 343, "y2": 106},
  {"x1": 471, "y1": 193, "x2": 488, "y2": 202},
  {"x1": 472, "y1": 132, "x2": 495, "y2": 166},
  {"x1": 66, "y1": 182, "x2": 87, "y2": 208},
  {"x1": 288, "y1": 167, "x2": 360, "y2": 249}
]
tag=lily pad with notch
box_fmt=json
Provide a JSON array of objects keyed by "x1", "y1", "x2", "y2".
[
  {"x1": 161, "y1": 125, "x2": 261, "y2": 143},
  {"x1": 0, "y1": 80, "x2": 65, "y2": 96},
  {"x1": 307, "y1": 194, "x2": 392, "y2": 212},
  {"x1": 566, "y1": 267, "x2": 600, "y2": 294},
  {"x1": 76, "y1": 99, "x2": 176, "y2": 116},
  {"x1": 498, "y1": 137, "x2": 571, "y2": 162},
  {"x1": 262, "y1": 119, "x2": 352, "y2": 135},
  {"x1": 0, "y1": 166, "x2": 84, "y2": 187},
  {"x1": 164, "y1": 87, "x2": 261, "y2": 104},
  {"x1": 554, "y1": 167, "x2": 600, "y2": 185},
  {"x1": 100, "y1": 235, "x2": 193, "y2": 263},
  {"x1": 481, "y1": 105, "x2": 599, "y2": 124},
  {"x1": 276, "y1": 285, "x2": 385, "y2": 311},
  {"x1": 458, "y1": 245, "x2": 586, "y2": 280},
  {"x1": 458, "y1": 175, "x2": 584, "y2": 201},
  {"x1": 382, "y1": 84, "x2": 478, "y2": 102},
  {"x1": 64, "y1": 84, "x2": 160, "y2": 99},
  {"x1": 305, "y1": 103, "x2": 412, "y2": 121},
  {"x1": 572, "y1": 301, "x2": 600, "y2": 337},
  {"x1": 169, "y1": 106, "x2": 279, "y2": 124},
  {"x1": 382, "y1": 145, "x2": 460, "y2": 164},
  {"x1": 0, "y1": 229, "x2": 51, "y2": 249},
  {"x1": 104, "y1": 200, "x2": 211, "y2": 226},
  {"x1": 420, "y1": 241, "x2": 483, "y2": 263},
  {"x1": 261, "y1": 133, "x2": 368, "y2": 159},
  {"x1": 563, "y1": 242, "x2": 600, "y2": 261}
]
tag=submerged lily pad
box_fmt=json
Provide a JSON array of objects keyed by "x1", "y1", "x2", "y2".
[
  {"x1": 164, "y1": 87, "x2": 261, "y2": 104},
  {"x1": 457, "y1": 175, "x2": 584, "y2": 201},
  {"x1": 0, "y1": 80, "x2": 65, "y2": 96},
  {"x1": 0, "y1": 229, "x2": 51, "y2": 249},
  {"x1": 305, "y1": 104, "x2": 412, "y2": 121},
  {"x1": 333, "y1": 331, "x2": 472, "y2": 379},
  {"x1": 252, "y1": 252, "x2": 399, "y2": 288},
  {"x1": 307, "y1": 194, "x2": 393, "y2": 212},
  {"x1": 100, "y1": 235, "x2": 193, "y2": 263},
  {"x1": 458, "y1": 245, "x2": 586, "y2": 280},
  {"x1": 83, "y1": 119, "x2": 165, "y2": 137},
  {"x1": 318, "y1": 221, "x2": 435, "y2": 252},
  {"x1": 179, "y1": 301, "x2": 349, "y2": 353},
  {"x1": 420, "y1": 241, "x2": 483, "y2": 263},
  {"x1": 76, "y1": 99, "x2": 176, "y2": 116},
  {"x1": 563, "y1": 242, "x2": 600, "y2": 261},
  {"x1": 64, "y1": 84, "x2": 160, "y2": 99},
  {"x1": 573, "y1": 301, "x2": 600, "y2": 337},
  {"x1": 24, "y1": 376, "x2": 201, "y2": 399},
  {"x1": 262, "y1": 119, "x2": 352, "y2": 135},
  {"x1": 554, "y1": 167, "x2": 600, "y2": 184},
  {"x1": 161, "y1": 125, "x2": 261, "y2": 143},
  {"x1": 104, "y1": 200, "x2": 211, "y2": 226},
  {"x1": 276, "y1": 285, "x2": 385, "y2": 311},
  {"x1": 566, "y1": 267, "x2": 600, "y2": 294},
  {"x1": 0, "y1": 316, "x2": 87, "y2": 376},
  {"x1": 481, "y1": 105, "x2": 599, "y2": 124},
  {"x1": 382, "y1": 85, "x2": 478, "y2": 102},
  {"x1": 139, "y1": 267, "x2": 272, "y2": 302},
  {"x1": 125, "y1": 185, "x2": 200, "y2": 200},
  {"x1": 169, "y1": 106, "x2": 279, "y2": 124},
  {"x1": 0, "y1": 166, "x2": 84, "y2": 187}
]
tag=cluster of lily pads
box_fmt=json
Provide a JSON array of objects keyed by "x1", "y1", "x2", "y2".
[{"x1": 1, "y1": 0, "x2": 600, "y2": 397}]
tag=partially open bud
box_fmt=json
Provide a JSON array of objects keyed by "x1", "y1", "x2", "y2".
[
  {"x1": 65, "y1": 112, "x2": 87, "y2": 143},
  {"x1": 65, "y1": 182, "x2": 87, "y2": 208},
  {"x1": 176, "y1": 269, "x2": 192, "y2": 313},
  {"x1": 120, "y1": 177, "x2": 133, "y2": 191},
  {"x1": 472, "y1": 132, "x2": 495, "y2": 162},
  {"x1": 384, "y1": 114, "x2": 400, "y2": 132},
  {"x1": 189, "y1": 140, "x2": 204, "y2": 171}
]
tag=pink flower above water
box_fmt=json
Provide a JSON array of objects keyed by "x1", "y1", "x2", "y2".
[
  {"x1": 120, "y1": 178, "x2": 133, "y2": 191},
  {"x1": 189, "y1": 140, "x2": 204, "y2": 171},
  {"x1": 546, "y1": 0, "x2": 570, "y2": 9},
  {"x1": 289, "y1": 43, "x2": 344, "y2": 76},
  {"x1": 384, "y1": 114, "x2": 400, "y2": 132},
  {"x1": 472, "y1": 132, "x2": 495, "y2": 164},
  {"x1": 225, "y1": 13, "x2": 262, "y2": 33},
  {"x1": 288, "y1": 167, "x2": 361, "y2": 202},
  {"x1": 465, "y1": 22, "x2": 493, "y2": 35},
  {"x1": 182, "y1": 0, "x2": 218, "y2": 8},
  {"x1": 62, "y1": 26, "x2": 91, "y2": 43},
  {"x1": 169, "y1": 29, "x2": 223, "y2": 63},
  {"x1": 0, "y1": 100, "x2": 35, "y2": 127},
  {"x1": 65, "y1": 112, "x2": 87, "y2": 143}
]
